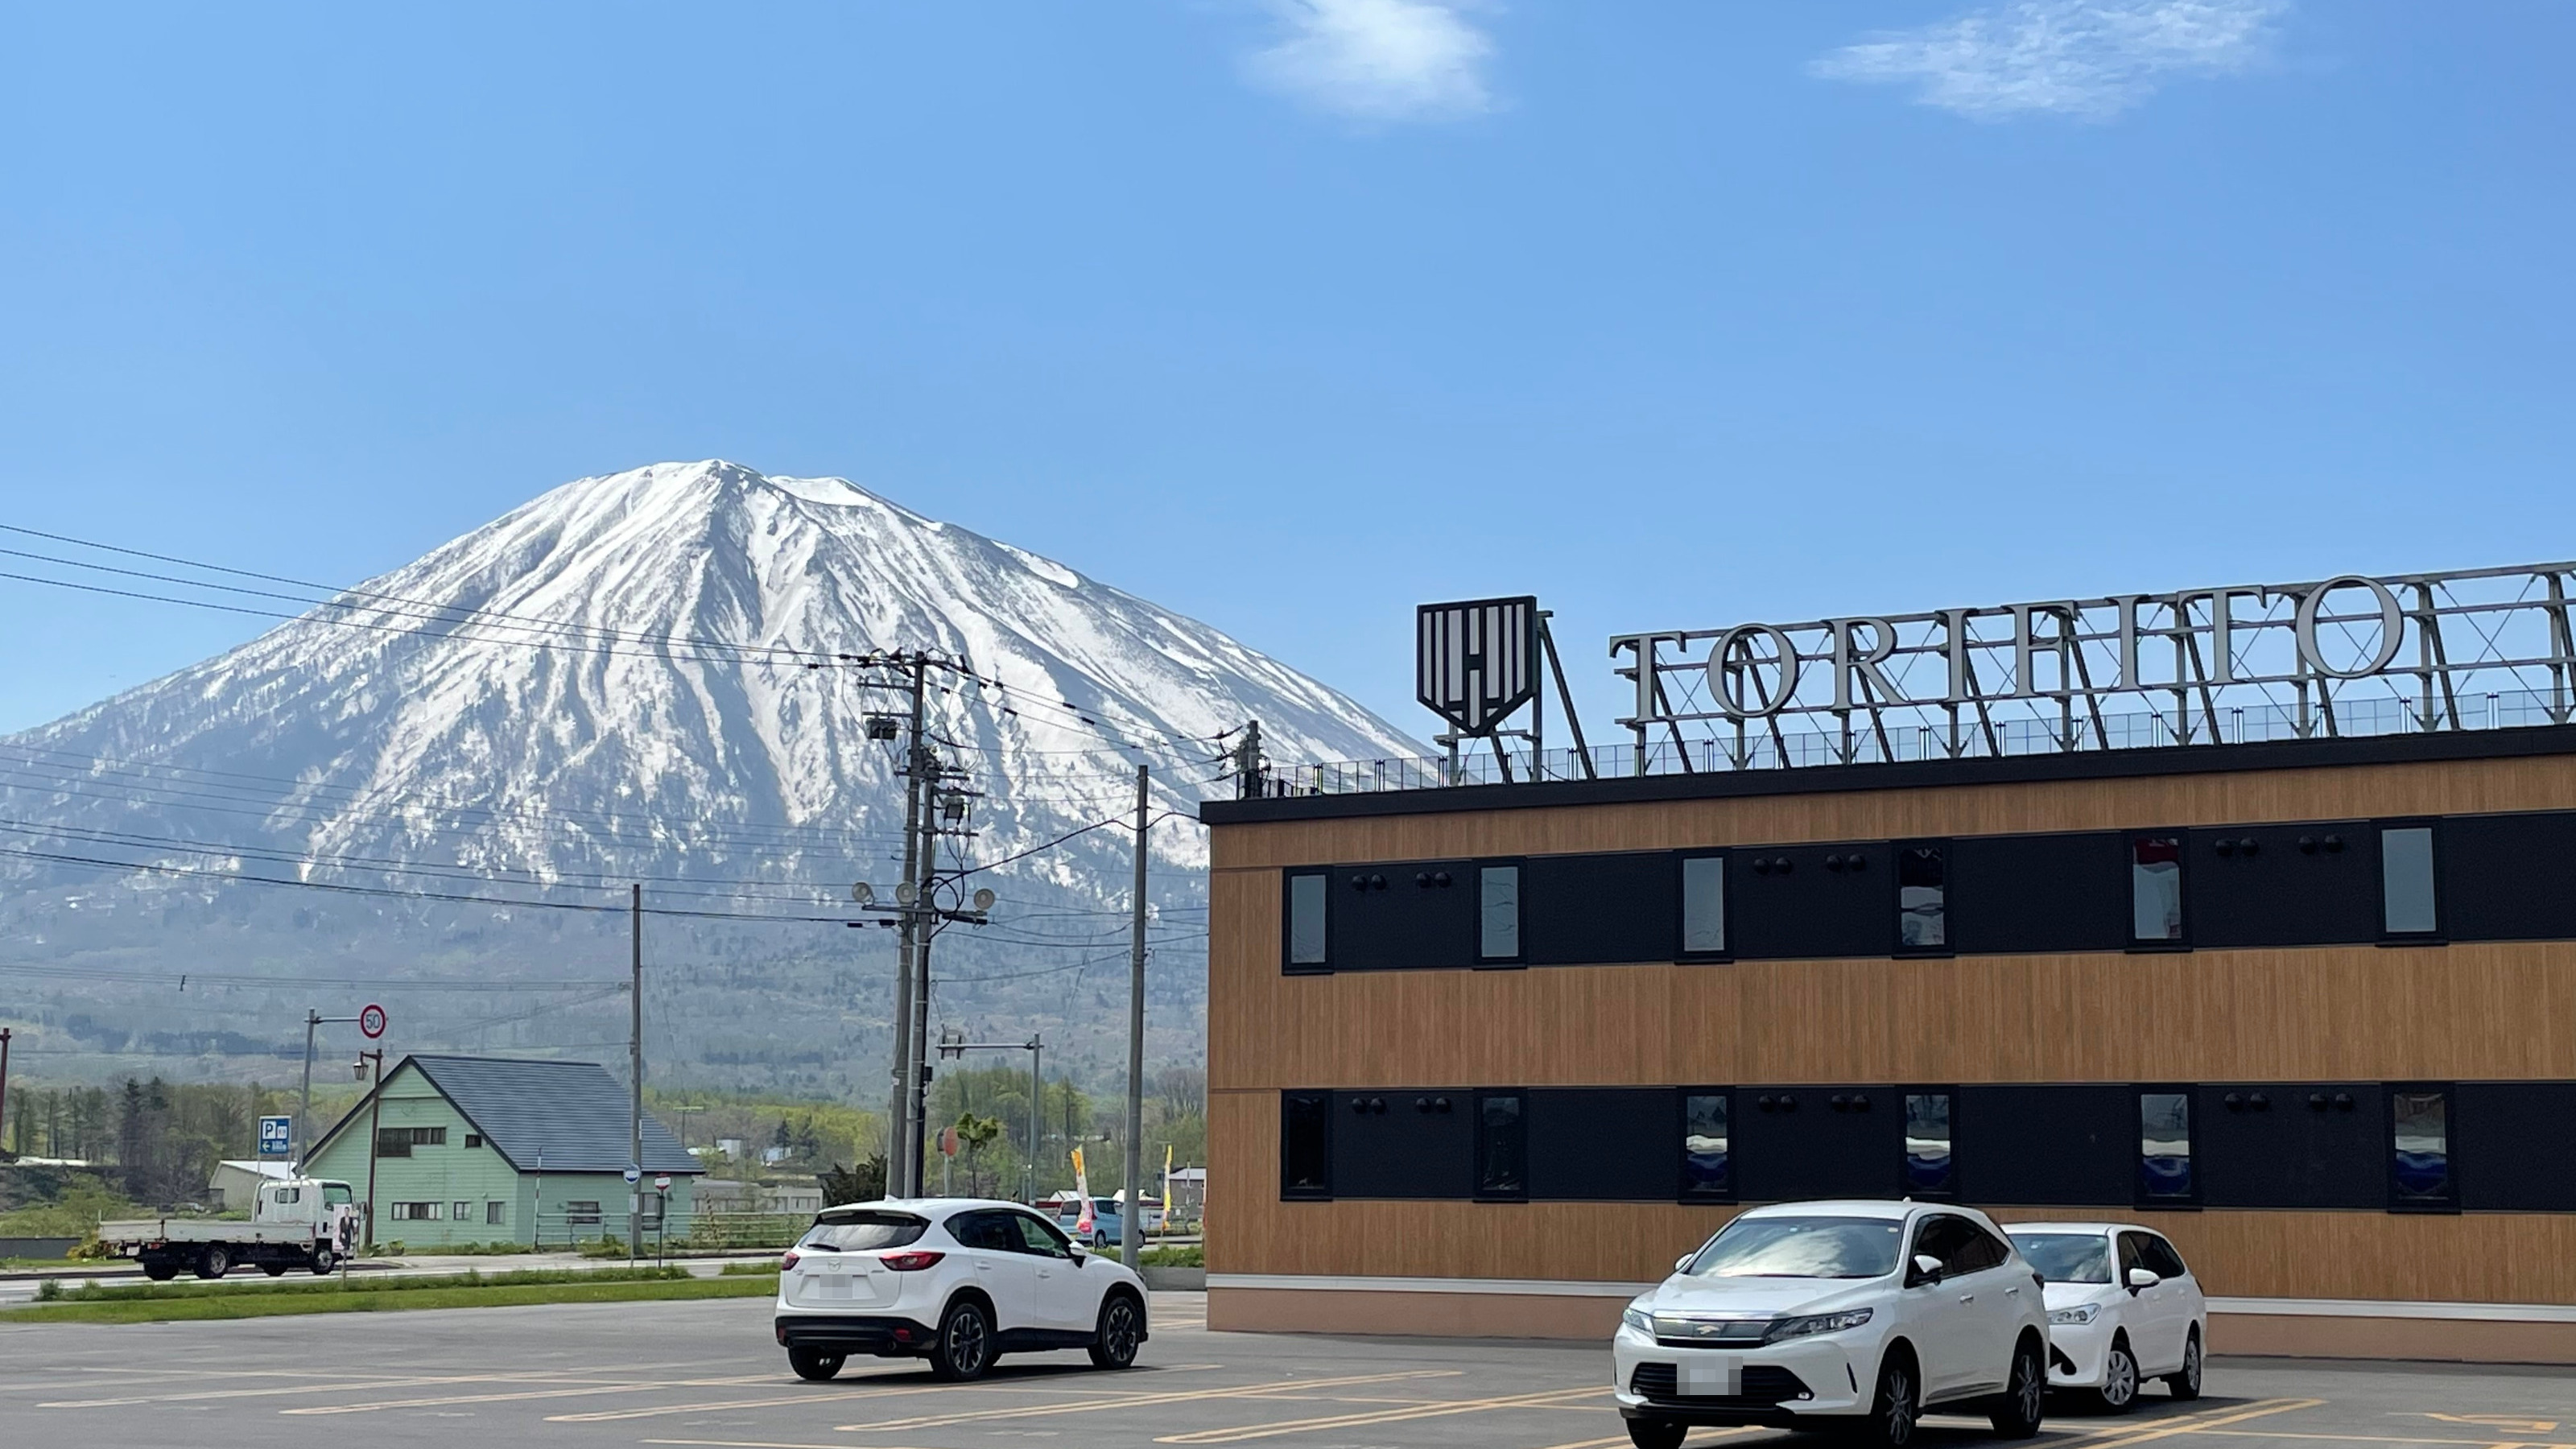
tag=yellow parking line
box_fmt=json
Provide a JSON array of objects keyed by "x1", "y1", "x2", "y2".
[
  {"x1": 2174, "y1": 1434, "x2": 2575, "y2": 1448},
  {"x1": 1152, "y1": 1382, "x2": 1610, "y2": 1443},
  {"x1": 835, "y1": 1368, "x2": 1461, "y2": 1433},
  {"x1": 2084, "y1": 1399, "x2": 2327, "y2": 1449},
  {"x1": 547, "y1": 1361, "x2": 1229, "y2": 1423},
  {"x1": 41, "y1": 1372, "x2": 613, "y2": 1410},
  {"x1": 644, "y1": 1441, "x2": 941, "y2": 1449},
  {"x1": 281, "y1": 1374, "x2": 782, "y2": 1415},
  {"x1": 1536, "y1": 1431, "x2": 1761, "y2": 1449}
]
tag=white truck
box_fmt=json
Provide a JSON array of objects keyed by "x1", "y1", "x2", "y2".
[{"x1": 98, "y1": 1177, "x2": 358, "y2": 1280}]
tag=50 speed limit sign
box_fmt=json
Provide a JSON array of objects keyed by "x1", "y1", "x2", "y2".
[{"x1": 358, "y1": 1003, "x2": 388, "y2": 1039}]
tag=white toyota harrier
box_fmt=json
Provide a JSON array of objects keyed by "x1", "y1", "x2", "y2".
[
  {"x1": 2005, "y1": 1223, "x2": 2207, "y2": 1412},
  {"x1": 771, "y1": 1198, "x2": 1149, "y2": 1382},
  {"x1": 1613, "y1": 1200, "x2": 2050, "y2": 1449}
]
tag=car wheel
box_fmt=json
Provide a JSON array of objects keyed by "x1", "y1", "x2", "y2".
[
  {"x1": 195, "y1": 1245, "x2": 230, "y2": 1280},
  {"x1": 788, "y1": 1346, "x2": 845, "y2": 1381},
  {"x1": 2096, "y1": 1336, "x2": 2140, "y2": 1414},
  {"x1": 1852, "y1": 1352, "x2": 1918, "y2": 1449},
  {"x1": 2165, "y1": 1330, "x2": 2203, "y2": 1400},
  {"x1": 1988, "y1": 1335, "x2": 2046, "y2": 1439},
  {"x1": 310, "y1": 1245, "x2": 336, "y2": 1275},
  {"x1": 1625, "y1": 1421, "x2": 1686, "y2": 1449},
  {"x1": 928, "y1": 1297, "x2": 995, "y2": 1381},
  {"x1": 1088, "y1": 1291, "x2": 1145, "y2": 1369}
]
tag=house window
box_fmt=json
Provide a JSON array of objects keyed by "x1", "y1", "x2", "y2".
[
  {"x1": 2131, "y1": 835, "x2": 2186, "y2": 943},
  {"x1": 1475, "y1": 1091, "x2": 1527, "y2": 1199},
  {"x1": 2392, "y1": 1088, "x2": 2454, "y2": 1208},
  {"x1": 1286, "y1": 872, "x2": 1329, "y2": 969},
  {"x1": 1281, "y1": 1092, "x2": 1332, "y2": 1199},
  {"x1": 389, "y1": 1201, "x2": 443, "y2": 1220},
  {"x1": 374, "y1": 1125, "x2": 447, "y2": 1158},
  {"x1": 1478, "y1": 865, "x2": 1522, "y2": 963},
  {"x1": 2382, "y1": 826, "x2": 2439, "y2": 935},
  {"x1": 1680, "y1": 1092, "x2": 1732, "y2": 1199},
  {"x1": 1680, "y1": 854, "x2": 1727, "y2": 956},
  {"x1": 485, "y1": 1201, "x2": 507, "y2": 1226},
  {"x1": 464, "y1": 1133, "x2": 483, "y2": 1148},
  {"x1": 452, "y1": 1201, "x2": 471, "y2": 1224},
  {"x1": 1897, "y1": 844, "x2": 1947, "y2": 950},
  {"x1": 1904, "y1": 1092, "x2": 1955, "y2": 1196},
  {"x1": 2138, "y1": 1091, "x2": 2195, "y2": 1203}
]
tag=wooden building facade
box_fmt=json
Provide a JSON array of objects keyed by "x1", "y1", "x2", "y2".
[{"x1": 1199, "y1": 726, "x2": 2576, "y2": 1360}]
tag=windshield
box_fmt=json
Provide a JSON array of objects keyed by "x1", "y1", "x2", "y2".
[
  {"x1": 799, "y1": 1212, "x2": 927, "y2": 1252},
  {"x1": 322, "y1": 1184, "x2": 353, "y2": 1207},
  {"x1": 2009, "y1": 1232, "x2": 2113, "y2": 1285},
  {"x1": 1686, "y1": 1216, "x2": 1903, "y2": 1280}
]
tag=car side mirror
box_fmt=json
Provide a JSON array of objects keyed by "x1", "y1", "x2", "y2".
[
  {"x1": 2127, "y1": 1267, "x2": 2161, "y2": 1292},
  {"x1": 1909, "y1": 1254, "x2": 1945, "y2": 1286},
  {"x1": 1674, "y1": 1253, "x2": 1694, "y2": 1274},
  {"x1": 1070, "y1": 1241, "x2": 1091, "y2": 1261}
]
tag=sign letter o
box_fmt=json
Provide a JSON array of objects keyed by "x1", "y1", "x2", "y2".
[
  {"x1": 1705, "y1": 624, "x2": 1803, "y2": 718},
  {"x1": 2293, "y1": 576, "x2": 2405, "y2": 680}
]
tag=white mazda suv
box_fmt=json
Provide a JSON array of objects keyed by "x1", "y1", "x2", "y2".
[
  {"x1": 772, "y1": 1198, "x2": 1149, "y2": 1383},
  {"x1": 1612, "y1": 1200, "x2": 2050, "y2": 1449},
  {"x1": 2005, "y1": 1223, "x2": 2207, "y2": 1412}
]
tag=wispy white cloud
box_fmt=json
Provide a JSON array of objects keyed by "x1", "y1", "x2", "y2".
[
  {"x1": 1244, "y1": 0, "x2": 1496, "y2": 123},
  {"x1": 1812, "y1": 0, "x2": 2289, "y2": 122}
]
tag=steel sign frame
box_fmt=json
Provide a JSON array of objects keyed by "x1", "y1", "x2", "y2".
[
  {"x1": 1419, "y1": 596, "x2": 1542, "y2": 737},
  {"x1": 1608, "y1": 561, "x2": 2576, "y2": 770}
]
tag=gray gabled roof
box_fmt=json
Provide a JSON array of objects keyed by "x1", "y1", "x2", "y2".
[{"x1": 316, "y1": 1054, "x2": 700, "y2": 1176}]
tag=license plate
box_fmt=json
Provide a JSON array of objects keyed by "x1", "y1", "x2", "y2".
[
  {"x1": 1679, "y1": 1356, "x2": 1740, "y2": 1396},
  {"x1": 815, "y1": 1274, "x2": 852, "y2": 1299}
]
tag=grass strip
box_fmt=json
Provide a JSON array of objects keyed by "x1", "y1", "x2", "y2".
[
  {"x1": 51, "y1": 1265, "x2": 697, "y2": 1302},
  {"x1": 7, "y1": 1274, "x2": 778, "y2": 1323}
]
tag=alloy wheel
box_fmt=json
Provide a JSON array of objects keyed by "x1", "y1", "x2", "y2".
[
  {"x1": 1884, "y1": 1364, "x2": 1917, "y2": 1448},
  {"x1": 947, "y1": 1307, "x2": 989, "y2": 1375},
  {"x1": 2101, "y1": 1345, "x2": 2138, "y2": 1410}
]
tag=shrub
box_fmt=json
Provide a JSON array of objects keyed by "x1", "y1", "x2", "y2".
[{"x1": 35, "y1": 1278, "x2": 64, "y2": 1302}]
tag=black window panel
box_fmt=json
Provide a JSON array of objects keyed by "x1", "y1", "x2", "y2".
[
  {"x1": 1521, "y1": 853, "x2": 1678, "y2": 966},
  {"x1": 1281, "y1": 1091, "x2": 1333, "y2": 1199},
  {"x1": 1733, "y1": 1087, "x2": 1903, "y2": 1202},
  {"x1": 1894, "y1": 842, "x2": 1949, "y2": 955},
  {"x1": 2136, "y1": 1088, "x2": 2198, "y2": 1207},
  {"x1": 1475, "y1": 1090, "x2": 1528, "y2": 1199},
  {"x1": 2457, "y1": 1083, "x2": 2576, "y2": 1211},
  {"x1": 2186, "y1": 822, "x2": 2380, "y2": 948},
  {"x1": 1327, "y1": 861, "x2": 1477, "y2": 971},
  {"x1": 2389, "y1": 1084, "x2": 2458, "y2": 1211},
  {"x1": 1679, "y1": 1089, "x2": 1734, "y2": 1201},
  {"x1": 1329, "y1": 1090, "x2": 1475, "y2": 1199},
  {"x1": 1902, "y1": 1090, "x2": 1958, "y2": 1197},
  {"x1": 1731, "y1": 844, "x2": 1892, "y2": 960},
  {"x1": 1945, "y1": 833, "x2": 2131, "y2": 956},
  {"x1": 2443, "y1": 812, "x2": 2576, "y2": 942},
  {"x1": 1527, "y1": 1088, "x2": 1677, "y2": 1200},
  {"x1": 1957, "y1": 1085, "x2": 2132, "y2": 1205},
  {"x1": 1284, "y1": 871, "x2": 1331, "y2": 972},
  {"x1": 2195, "y1": 1084, "x2": 2384, "y2": 1209}
]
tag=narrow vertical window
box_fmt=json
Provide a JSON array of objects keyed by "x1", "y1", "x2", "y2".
[
  {"x1": 1286, "y1": 872, "x2": 1328, "y2": 969},
  {"x1": 1680, "y1": 854, "x2": 1727, "y2": 956},
  {"x1": 1904, "y1": 1092, "x2": 1955, "y2": 1196},
  {"x1": 1680, "y1": 1092, "x2": 1732, "y2": 1199},
  {"x1": 1282, "y1": 1092, "x2": 1332, "y2": 1199},
  {"x1": 2382, "y1": 826, "x2": 2439, "y2": 936},
  {"x1": 2137, "y1": 1091, "x2": 2194, "y2": 1203},
  {"x1": 1475, "y1": 1091, "x2": 1527, "y2": 1199},
  {"x1": 2392, "y1": 1088, "x2": 2453, "y2": 1208},
  {"x1": 2131, "y1": 834, "x2": 2185, "y2": 943},
  {"x1": 1898, "y1": 844, "x2": 1947, "y2": 950},
  {"x1": 1479, "y1": 865, "x2": 1521, "y2": 962}
]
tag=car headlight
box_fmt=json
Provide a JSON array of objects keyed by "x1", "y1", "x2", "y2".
[
  {"x1": 2049, "y1": 1304, "x2": 2101, "y2": 1326},
  {"x1": 1621, "y1": 1303, "x2": 1654, "y2": 1335},
  {"x1": 1763, "y1": 1308, "x2": 1873, "y2": 1344}
]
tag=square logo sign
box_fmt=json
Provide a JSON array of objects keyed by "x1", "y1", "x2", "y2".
[{"x1": 259, "y1": 1115, "x2": 293, "y2": 1157}]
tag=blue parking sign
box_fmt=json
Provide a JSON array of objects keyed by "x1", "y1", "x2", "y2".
[{"x1": 259, "y1": 1115, "x2": 293, "y2": 1157}]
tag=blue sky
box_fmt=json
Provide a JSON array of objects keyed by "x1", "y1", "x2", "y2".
[{"x1": 2, "y1": 2, "x2": 2570, "y2": 743}]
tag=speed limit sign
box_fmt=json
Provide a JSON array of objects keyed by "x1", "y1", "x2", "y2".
[{"x1": 358, "y1": 1004, "x2": 388, "y2": 1039}]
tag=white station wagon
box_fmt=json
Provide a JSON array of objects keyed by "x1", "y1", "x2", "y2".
[{"x1": 2005, "y1": 1223, "x2": 2207, "y2": 1411}]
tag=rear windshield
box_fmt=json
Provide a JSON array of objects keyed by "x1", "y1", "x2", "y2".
[
  {"x1": 1687, "y1": 1216, "x2": 1902, "y2": 1280},
  {"x1": 799, "y1": 1212, "x2": 927, "y2": 1252},
  {"x1": 2009, "y1": 1232, "x2": 2112, "y2": 1285}
]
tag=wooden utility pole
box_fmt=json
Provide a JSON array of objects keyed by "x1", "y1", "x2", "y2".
[{"x1": 1123, "y1": 766, "x2": 1148, "y2": 1260}]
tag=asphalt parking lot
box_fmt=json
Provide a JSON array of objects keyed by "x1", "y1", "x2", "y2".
[{"x1": 10, "y1": 1294, "x2": 2576, "y2": 1449}]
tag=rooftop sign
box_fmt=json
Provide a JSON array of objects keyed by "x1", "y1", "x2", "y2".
[{"x1": 1608, "y1": 561, "x2": 2576, "y2": 767}]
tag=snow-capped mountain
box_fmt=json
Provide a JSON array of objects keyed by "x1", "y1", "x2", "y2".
[{"x1": 0, "y1": 460, "x2": 1423, "y2": 1088}]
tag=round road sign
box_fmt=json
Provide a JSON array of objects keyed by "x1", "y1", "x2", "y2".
[
  {"x1": 654, "y1": 1174, "x2": 671, "y2": 1191},
  {"x1": 357, "y1": 1004, "x2": 388, "y2": 1039},
  {"x1": 623, "y1": 1166, "x2": 642, "y2": 1184}
]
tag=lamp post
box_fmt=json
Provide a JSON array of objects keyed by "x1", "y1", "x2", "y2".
[
  {"x1": 353, "y1": 1050, "x2": 385, "y2": 1249},
  {"x1": 935, "y1": 1029, "x2": 1043, "y2": 1203}
]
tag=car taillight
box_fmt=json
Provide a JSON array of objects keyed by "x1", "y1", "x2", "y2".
[
  {"x1": 780, "y1": 1251, "x2": 800, "y2": 1271},
  {"x1": 880, "y1": 1250, "x2": 945, "y2": 1272}
]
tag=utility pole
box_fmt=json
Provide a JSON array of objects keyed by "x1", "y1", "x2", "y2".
[
  {"x1": 357, "y1": 1048, "x2": 385, "y2": 1249},
  {"x1": 298, "y1": 1010, "x2": 320, "y2": 1170},
  {"x1": 1123, "y1": 764, "x2": 1149, "y2": 1261},
  {"x1": 890, "y1": 656, "x2": 927, "y2": 1196},
  {"x1": 630, "y1": 882, "x2": 645, "y2": 1264},
  {"x1": 0, "y1": 1026, "x2": 11, "y2": 1156}
]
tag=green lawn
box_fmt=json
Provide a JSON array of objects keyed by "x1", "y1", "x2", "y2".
[{"x1": 6, "y1": 1267, "x2": 778, "y2": 1323}]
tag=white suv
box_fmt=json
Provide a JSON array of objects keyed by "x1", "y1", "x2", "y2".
[
  {"x1": 2005, "y1": 1223, "x2": 2207, "y2": 1412},
  {"x1": 1613, "y1": 1200, "x2": 2050, "y2": 1449},
  {"x1": 771, "y1": 1198, "x2": 1149, "y2": 1382}
]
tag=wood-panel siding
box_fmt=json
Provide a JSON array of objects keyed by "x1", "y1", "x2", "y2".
[
  {"x1": 1210, "y1": 753, "x2": 2576, "y2": 871},
  {"x1": 1208, "y1": 1090, "x2": 2576, "y2": 1304}
]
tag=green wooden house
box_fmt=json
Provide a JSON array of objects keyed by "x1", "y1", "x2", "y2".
[{"x1": 303, "y1": 1054, "x2": 700, "y2": 1249}]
